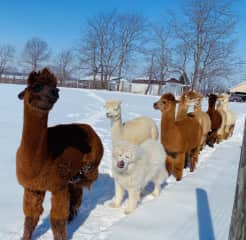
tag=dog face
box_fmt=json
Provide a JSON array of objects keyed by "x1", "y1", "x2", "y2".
[
  {"x1": 104, "y1": 100, "x2": 121, "y2": 118},
  {"x1": 112, "y1": 141, "x2": 139, "y2": 174}
]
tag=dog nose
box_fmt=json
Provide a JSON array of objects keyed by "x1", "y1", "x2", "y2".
[
  {"x1": 117, "y1": 160, "x2": 125, "y2": 169},
  {"x1": 153, "y1": 102, "x2": 157, "y2": 109}
]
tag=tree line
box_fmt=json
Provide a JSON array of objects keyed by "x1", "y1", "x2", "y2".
[{"x1": 0, "y1": 0, "x2": 240, "y2": 93}]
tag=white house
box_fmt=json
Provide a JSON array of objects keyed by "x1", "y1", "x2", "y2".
[{"x1": 131, "y1": 78, "x2": 188, "y2": 96}]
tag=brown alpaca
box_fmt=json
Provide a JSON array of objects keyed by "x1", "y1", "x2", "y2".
[
  {"x1": 16, "y1": 68, "x2": 103, "y2": 240},
  {"x1": 153, "y1": 93, "x2": 202, "y2": 181},
  {"x1": 179, "y1": 91, "x2": 212, "y2": 150},
  {"x1": 206, "y1": 94, "x2": 222, "y2": 147}
]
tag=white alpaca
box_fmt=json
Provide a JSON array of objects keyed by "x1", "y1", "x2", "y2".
[
  {"x1": 104, "y1": 99, "x2": 158, "y2": 144},
  {"x1": 216, "y1": 97, "x2": 228, "y2": 143},
  {"x1": 109, "y1": 139, "x2": 168, "y2": 214},
  {"x1": 218, "y1": 94, "x2": 236, "y2": 138}
]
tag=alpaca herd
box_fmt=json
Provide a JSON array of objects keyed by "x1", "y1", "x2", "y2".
[{"x1": 16, "y1": 68, "x2": 236, "y2": 240}]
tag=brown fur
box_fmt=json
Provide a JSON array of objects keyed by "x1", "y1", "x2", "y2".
[
  {"x1": 153, "y1": 93, "x2": 202, "y2": 181},
  {"x1": 206, "y1": 94, "x2": 222, "y2": 147},
  {"x1": 16, "y1": 68, "x2": 103, "y2": 240},
  {"x1": 180, "y1": 91, "x2": 212, "y2": 150}
]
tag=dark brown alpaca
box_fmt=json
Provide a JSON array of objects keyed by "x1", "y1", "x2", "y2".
[
  {"x1": 206, "y1": 94, "x2": 222, "y2": 147},
  {"x1": 153, "y1": 93, "x2": 202, "y2": 180},
  {"x1": 16, "y1": 68, "x2": 103, "y2": 240}
]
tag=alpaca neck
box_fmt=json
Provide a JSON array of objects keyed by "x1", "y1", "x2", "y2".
[
  {"x1": 176, "y1": 102, "x2": 188, "y2": 120},
  {"x1": 110, "y1": 113, "x2": 123, "y2": 140},
  {"x1": 20, "y1": 103, "x2": 49, "y2": 166},
  {"x1": 194, "y1": 102, "x2": 202, "y2": 112},
  {"x1": 161, "y1": 106, "x2": 176, "y2": 142},
  {"x1": 207, "y1": 104, "x2": 216, "y2": 114}
]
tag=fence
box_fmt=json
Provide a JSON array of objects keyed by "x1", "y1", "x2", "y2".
[{"x1": 228, "y1": 119, "x2": 246, "y2": 239}]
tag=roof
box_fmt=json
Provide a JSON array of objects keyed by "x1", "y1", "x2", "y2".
[{"x1": 230, "y1": 82, "x2": 246, "y2": 93}]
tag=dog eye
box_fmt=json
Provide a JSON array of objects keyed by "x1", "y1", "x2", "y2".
[
  {"x1": 125, "y1": 155, "x2": 130, "y2": 159},
  {"x1": 32, "y1": 83, "x2": 43, "y2": 92}
]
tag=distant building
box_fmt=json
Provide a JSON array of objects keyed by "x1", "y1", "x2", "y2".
[
  {"x1": 160, "y1": 78, "x2": 187, "y2": 97},
  {"x1": 131, "y1": 77, "x2": 189, "y2": 96},
  {"x1": 230, "y1": 82, "x2": 246, "y2": 93}
]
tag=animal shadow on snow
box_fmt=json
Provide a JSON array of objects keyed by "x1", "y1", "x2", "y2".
[{"x1": 32, "y1": 173, "x2": 114, "y2": 240}]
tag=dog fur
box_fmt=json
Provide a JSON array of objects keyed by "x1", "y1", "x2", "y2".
[{"x1": 109, "y1": 139, "x2": 168, "y2": 214}]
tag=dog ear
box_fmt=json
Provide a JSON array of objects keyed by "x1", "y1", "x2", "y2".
[{"x1": 18, "y1": 88, "x2": 26, "y2": 100}]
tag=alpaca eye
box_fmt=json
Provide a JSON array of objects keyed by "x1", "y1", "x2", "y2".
[{"x1": 32, "y1": 83, "x2": 43, "y2": 92}]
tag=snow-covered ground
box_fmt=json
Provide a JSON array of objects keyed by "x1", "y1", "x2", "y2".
[{"x1": 0, "y1": 84, "x2": 245, "y2": 240}]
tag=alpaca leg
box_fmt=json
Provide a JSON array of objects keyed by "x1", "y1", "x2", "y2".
[
  {"x1": 165, "y1": 156, "x2": 173, "y2": 176},
  {"x1": 50, "y1": 189, "x2": 69, "y2": 240},
  {"x1": 22, "y1": 189, "x2": 45, "y2": 240},
  {"x1": 173, "y1": 153, "x2": 185, "y2": 181},
  {"x1": 124, "y1": 188, "x2": 140, "y2": 214},
  {"x1": 109, "y1": 181, "x2": 124, "y2": 208},
  {"x1": 190, "y1": 147, "x2": 200, "y2": 172},
  {"x1": 68, "y1": 183, "x2": 83, "y2": 222}
]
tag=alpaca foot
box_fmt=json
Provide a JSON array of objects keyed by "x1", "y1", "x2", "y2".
[
  {"x1": 51, "y1": 219, "x2": 67, "y2": 240},
  {"x1": 21, "y1": 216, "x2": 39, "y2": 240},
  {"x1": 68, "y1": 208, "x2": 78, "y2": 222}
]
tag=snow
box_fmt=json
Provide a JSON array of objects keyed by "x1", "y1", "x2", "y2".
[{"x1": 0, "y1": 83, "x2": 245, "y2": 240}]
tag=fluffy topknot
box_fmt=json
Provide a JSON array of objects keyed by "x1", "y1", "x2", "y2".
[
  {"x1": 161, "y1": 93, "x2": 176, "y2": 102},
  {"x1": 27, "y1": 68, "x2": 57, "y2": 86}
]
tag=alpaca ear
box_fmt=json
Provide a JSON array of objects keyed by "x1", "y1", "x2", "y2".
[
  {"x1": 18, "y1": 88, "x2": 26, "y2": 100},
  {"x1": 27, "y1": 71, "x2": 38, "y2": 86}
]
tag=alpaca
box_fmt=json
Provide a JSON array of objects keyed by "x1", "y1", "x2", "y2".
[
  {"x1": 217, "y1": 93, "x2": 236, "y2": 138},
  {"x1": 216, "y1": 96, "x2": 228, "y2": 143},
  {"x1": 104, "y1": 99, "x2": 158, "y2": 144},
  {"x1": 153, "y1": 93, "x2": 202, "y2": 180},
  {"x1": 206, "y1": 94, "x2": 222, "y2": 147},
  {"x1": 181, "y1": 91, "x2": 212, "y2": 150},
  {"x1": 16, "y1": 68, "x2": 103, "y2": 240}
]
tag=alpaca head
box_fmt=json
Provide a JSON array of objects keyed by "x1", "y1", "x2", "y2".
[
  {"x1": 153, "y1": 93, "x2": 178, "y2": 112},
  {"x1": 18, "y1": 68, "x2": 59, "y2": 112},
  {"x1": 182, "y1": 91, "x2": 203, "y2": 107},
  {"x1": 208, "y1": 94, "x2": 218, "y2": 107},
  {"x1": 104, "y1": 99, "x2": 121, "y2": 119}
]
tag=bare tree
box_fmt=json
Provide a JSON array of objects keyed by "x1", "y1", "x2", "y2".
[
  {"x1": 116, "y1": 13, "x2": 146, "y2": 90},
  {"x1": 22, "y1": 37, "x2": 50, "y2": 71},
  {"x1": 151, "y1": 24, "x2": 172, "y2": 94},
  {"x1": 78, "y1": 11, "x2": 147, "y2": 89},
  {"x1": 54, "y1": 49, "x2": 74, "y2": 85},
  {"x1": 0, "y1": 44, "x2": 15, "y2": 78},
  {"x1": 78, "y1": 11, "x2": 119, "y2": 89},
  {"x1": 172, "y1": 0, "x2": 238, "y2": 91}
]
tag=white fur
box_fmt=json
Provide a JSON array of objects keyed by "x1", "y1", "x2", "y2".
[
  {"x1": 109, "y1": 139, "x2": 168, "y2": 214},
  {"x1": 104, "y1": 99, "x2": 158, "y2": 144}
]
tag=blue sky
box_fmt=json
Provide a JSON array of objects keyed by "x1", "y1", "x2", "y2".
[{"x1": 0, "y1": 0, "x2": 245, "y2": 60}]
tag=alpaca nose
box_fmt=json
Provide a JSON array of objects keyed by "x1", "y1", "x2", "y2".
[{"x1": 117, "y1": 160, "x2": 125, "y2": 169}]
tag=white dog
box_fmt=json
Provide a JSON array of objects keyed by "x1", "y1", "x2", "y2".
[{"x1": 109, "y1": 139, "x2": 168, "y2": 214}]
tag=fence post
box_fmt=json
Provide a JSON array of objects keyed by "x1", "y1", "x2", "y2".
[{"x1": 228, "y1": 118, "x2": 246, "y2": 240}]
